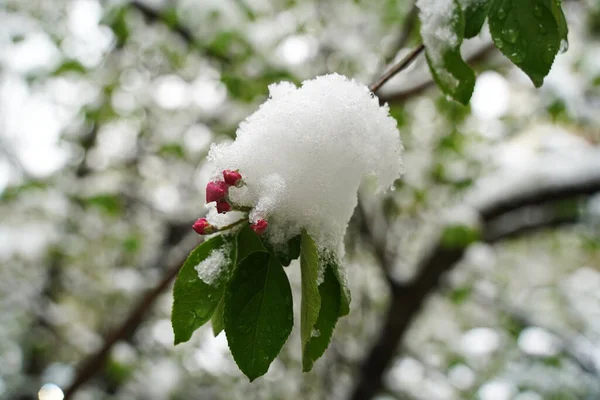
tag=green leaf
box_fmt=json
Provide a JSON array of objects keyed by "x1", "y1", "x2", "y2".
[
  {"x1": 488, "y1": 0, "x2": 563, "y2": 87},
  {"x1": 441, "y1": 224, "x2": 481, "y2": 249},
  {"x1": 327, "y1": 257, "x2": 351, "y2": 317},
  {"x1": 551, "y1": 0, "x2": 568, "y2": 46},
  {"x1": 302, "y1": 265, "x2": 341, "y2": 372},
  {"x1": 460, "y1": 0, "x2": 492, "y2": 38},
  {"x1": 236, "y1": 224, "x2": 266, "y2": 262},
  {"x1": 171, "y1": 235, "x2": 236, "y2": 345},
  {"x1": 300, "y1": 232, "x2": 321, "y2": 369},
  {"x1": 224, "y1": 252, "x2": 293, "y2": 381},
  {"x1": 211, "y1": 296, "x2": 225, "y2": 336},
  {"x1": 421, "y1": 0, "x2": 476, "y2": 104},
  {"x1": 262, "y1": 234, "x2": 302, "y2": 267}
]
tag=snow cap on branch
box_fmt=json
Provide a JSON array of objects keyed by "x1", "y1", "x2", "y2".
[{"x1": 207, "y1": 74, "x2": 403, "y2": 256}]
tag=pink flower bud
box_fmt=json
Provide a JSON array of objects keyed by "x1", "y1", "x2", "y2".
[
  {"x1": 192, "y1": 218, "x2": 214, "y2": 235},
  {"x1": 250, "y1": 219, "x2": 268, "y2": 235},
  {"x1": 223, "y1": 169, "x2": 243, "y2": 187},
  {"x1": 206, "y1": 181, "x2": 228, "y2": 203},
  {"x1": 216, "y1": 199, "x2": 232, "y2": 214}
]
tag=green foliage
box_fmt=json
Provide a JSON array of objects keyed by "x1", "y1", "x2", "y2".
[
  {"x1": 424, "y1": 1, "x2": 475, "y2": 105},
  {"x1": 420, "y1": 0, "x2": 569, "y2": 102},
  {"x1": 262, "y1": 234, "x2": 301, "y2": 267},
  {"x1": 171, "y1": 224, "x2": 350, "y2": 379},
  {"x1": 103, "y1": 6, "x2": 130, "y2": 48},
  {"x1": 211, "y1": 296, "x2": 225, "y2": 336},
  {"x1": 171, "y1": 235, "x2": 236, "y2": 344},
  {"x1": 461, "y1": 0, "x2": 492, "y2": 39},
  {"x1": 489, "y1": 0, "x2": 567, "y2": 87},
  {"x1": 84, "y1": 194, "x2": 124, "y2": 216},
  {"x1": 236, "y1": 224, "x2": 267, "y2": 261},
  {"x1": 52, "y1": 60, "x2": 87, "y2": 75},
  {"x1": 441, "y1": 224, "x2": 480, "y2": 249},
  {"x1": 224, "y1": 252, "x2": 293, "y2": 381},
  {"x1": 449, "y1": 286, "x2": 472, "y2": 305},
  {"x1": 300, "y1": 232, "x2": 322, "y2": 370},
  {"x1": 302, "y1": 265, "x2": 342, "y2": 371}
]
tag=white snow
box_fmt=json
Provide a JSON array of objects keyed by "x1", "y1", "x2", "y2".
[
  {"x1": 417, "y1": 0, "x2": 461, "y2": 89},
  {"x1": 417, "y1": 0, "x2": 459, "y2": 59},
  {"x1": 207, "y1": 74, "x2": 403, "y2": 256},
  {"x1": 194, "y1": 247, "x2": 230, "y2": 285}
]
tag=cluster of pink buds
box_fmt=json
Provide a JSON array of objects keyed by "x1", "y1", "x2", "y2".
[
  {"x1": 193, "y1": 169, "x2": 269, "y2": 236},
  {"x1": 205, "y1": 170, "x2": 245, "y2": 214}
]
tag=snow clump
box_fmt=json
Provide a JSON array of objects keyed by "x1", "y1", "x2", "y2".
[
  {"x1": 207, "y1": 73, "x2": 403, "y2": 257},
  {"x1": 194, "y1": 247, "x2": 230, "y2": 286}
]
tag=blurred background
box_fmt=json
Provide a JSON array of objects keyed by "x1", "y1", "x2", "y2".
[{"x1": 1, "y1": 0, "x2": 600, "y2": 399}]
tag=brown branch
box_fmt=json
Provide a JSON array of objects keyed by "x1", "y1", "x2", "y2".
[
  {"x1": 369, "y1": 44, "x2": 425, "y2": 94},
  {"x1": 349, "y1": 171, "x2": 600, "y2": 400},
  {"x1": 62, "y1": 233, "x2": 200, "y2": 399},
  {"x1": 377, "y1": 42, "x2": 497, "y2": 104}
]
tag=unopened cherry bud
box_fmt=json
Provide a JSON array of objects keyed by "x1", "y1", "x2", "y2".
[
  {"x1": 250, "y1": 219, "x2": 268, "y2": 235},
  {"x1": 223, "y1": 169, "x2": 243, "y2": 187},
  {"x1": 206, "y1": 181, "x2": 228, "y2": 203},
  {"x1": 192, "y1": 218, "x2": 214, "y2": 235},
  {"x1": 216, "y1": 199, "x2": 232, "y2": 214}
]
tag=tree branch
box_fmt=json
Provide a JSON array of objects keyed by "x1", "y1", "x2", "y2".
[
  {"x1": 369, "y1": 44, "x2": 425, "y2": 94},
  {"x1": 62, "y1": 232, "x2": 200, "y2": 399},
  {"x1": 349, "y1": 167, "x2": 600, "y2": 400},
  {"x1": 377, "y1": 42, "x2": 496, "y2": 104}
]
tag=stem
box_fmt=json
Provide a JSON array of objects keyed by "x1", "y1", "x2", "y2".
[
  {"x1": 369, "y1": 43, "x2": 425, "y2": 94},
  {"x1": 216, "y1": 217, "x2": 248, "y2": 232}
]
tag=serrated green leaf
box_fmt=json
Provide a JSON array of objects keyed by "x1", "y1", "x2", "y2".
[
  {"x1": 551, "y1": 0, "x2": 568, "y2": 45},
  {"x1": 300, "y1": 232, "x2": 321, "y2": 369},
  {"x1": 171, "y1": 235, "x2": 236, "y2": 345},
  {"x1": 420, "y1": 0, "x2": 475, "y2": 104},
  {"x1": 459, "y1": 0, "x2": 492, "y2": 38},
  {"x1": 211, "y1": 296, "x2": 225, "y2": 336},
  {"x1": 488, "y1": 0, "x2": 563, "y2": 87},
  {"x1": 302, "y1": 265, "x2": 341, "y2": 372},
  {"x1": 224, "y1": 252, "x2": 293, "y2": 381}
]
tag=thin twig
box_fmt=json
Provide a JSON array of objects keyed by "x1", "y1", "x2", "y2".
[
  {"x1": 369, "y1": 44, "x2": 425, "y2": 94},
  {"x1": 377, "y1": 42, "x2": 496, "y2": 104}
]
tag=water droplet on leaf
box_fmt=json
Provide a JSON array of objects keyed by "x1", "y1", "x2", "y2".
[
  {"x1": 502, "y1": 28, "x2": 518, "y2": 44},
  {"x1": 544, "y1": 46, "x2": 556, "y2": 63},
  {"x1": 493, "y1": 37, "x2": 504, "y2": 49},
  {"x1": 533, "y1": 5, "x2": 543, "y2": 17},
  {"x1": 559, "y1": 39, "x2": 569, "y2": 53},
  {"x1": 538, "y1": 24, "x2": 546, "y2": 35},
  {"x1": 497, "y1": 8, "x2": 507, "y2": 19},
  {"x1": 511, "y1": 51, "x2": 524, "y2": 63}
]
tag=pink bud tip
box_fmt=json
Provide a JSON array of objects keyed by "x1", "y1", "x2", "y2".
[
  {"x1": 223, "y1": 169, "x2": 243, "y2": 187},
  {"x1": 206, "y1": 181, "x2": 229, "y2": 203},
  {"x1": 216, "y1": 199, "x2": 232, "y2": 214},
  {"x1": 192, "y1": 218, "x2": 214, "y2": 235},
  {"x1": 250, "y1": 219, "x2": 268, "y2": 235}
]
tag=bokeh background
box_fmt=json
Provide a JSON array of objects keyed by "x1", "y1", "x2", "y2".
[{"x1": 1, "y1": 0, "x2": 600, "y2": 399}]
